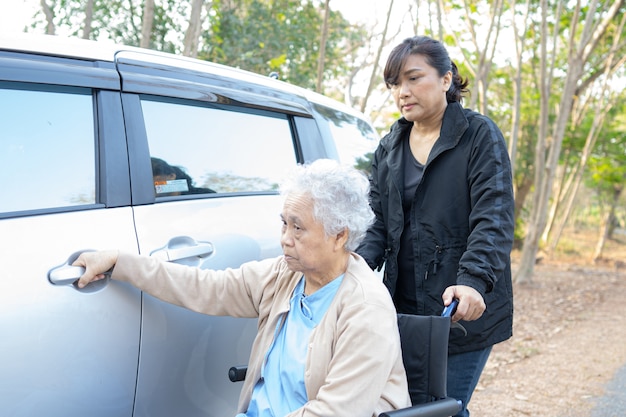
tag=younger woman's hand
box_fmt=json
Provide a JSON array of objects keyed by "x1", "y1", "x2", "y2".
[{"x1": 442, "y1": 285, "x2": 485, "y2": 322}]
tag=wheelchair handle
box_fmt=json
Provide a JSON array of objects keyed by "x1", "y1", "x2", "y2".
[{"x1": 441, "y1": 299, "x2": 459, "y2": 318}]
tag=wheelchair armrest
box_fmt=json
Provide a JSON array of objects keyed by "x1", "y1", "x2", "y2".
[
  {"x1": 379, "y1": 397, "x2": 462, "y2": 417},
  {"x1": 228, "y1": 365, "x2": 248, "y2": 382}
]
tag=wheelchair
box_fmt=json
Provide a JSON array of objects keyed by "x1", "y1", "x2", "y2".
[{"x1": 229, "y1": 302, "x2": 462, "y2": 417}]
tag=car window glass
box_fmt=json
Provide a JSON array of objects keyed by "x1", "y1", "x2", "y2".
[
  {"x1": 141, "y1": 99, "x2": 297, "y2": 196},
  {"x1": 0, "y1": 84, "x2": 95, "y2": 213},
  {"x1": 312, "y1": 103, "x2": 379, "y2": 172}
]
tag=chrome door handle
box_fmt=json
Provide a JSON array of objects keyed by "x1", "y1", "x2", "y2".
[
  {"x1": 48, "y1": 251, "x2": 112, "y2": 290},
  {"x1": 48, "y1": 265, "x2": 85, "y2": 285},
  {"x1": 152, "y1": 243, "x2": 214, "y2": 261},
  {"x1": 150, "y1": 236, "x2": 214, "y2": 262},
  {"x1": 49, "y1": 264, "x2": 113, "y2": 286}
]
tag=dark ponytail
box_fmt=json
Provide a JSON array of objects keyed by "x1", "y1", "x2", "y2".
[{"x1": 447, "y1": 61, "x2": 469, "y2": 103}]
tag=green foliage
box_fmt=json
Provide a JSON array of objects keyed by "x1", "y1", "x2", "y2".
[
  {"x1": 584, "y1": 99, "x2": 626, "y2": 208},
  {"x1": 37, "y1": 0, "x2": 183, "y2": 52},
  {"x1": 199, "y1": 0, "x2": 365, "y2": 90},
  {"x1": 34, "y1": 0, "x2": 364, "y2": 90}
]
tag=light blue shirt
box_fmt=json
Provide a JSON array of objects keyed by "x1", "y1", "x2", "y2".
[{"x1": 237, "y1": 275, "x2": 344, "y2": 417}]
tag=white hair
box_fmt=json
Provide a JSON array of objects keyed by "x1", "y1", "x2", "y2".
[{"x1": 280, "y1": 159, "x2": 374, "y2": 251}]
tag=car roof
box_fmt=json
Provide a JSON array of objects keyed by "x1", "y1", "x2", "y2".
[
  {"x1": 0, "y1": 33, "x2": 298, "y2": 90},
  {"x1": 0, "y1": 32, "x2": 367, "y2": 122}
]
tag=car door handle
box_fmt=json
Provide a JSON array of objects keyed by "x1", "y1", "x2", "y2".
[
  {"x1": 150, "y1": 237, "x2": 214, "y2": 262},
  {"x1": 48, "y1": 250, "x2": 112, "y2": 287},
  {"x1": 48, "y1": 262, "x2": 112, "y2": 287},
  {"x1": 48, "y1": 265, "x2": 86, "y2": 285}
]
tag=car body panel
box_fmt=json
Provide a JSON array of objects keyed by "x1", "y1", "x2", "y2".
[
  {"x1": 0, "y1": 208, "x2": 140, "y2": 417},
  {"x1": 131, "y1": 197, "x2": 283, "y2": 416}
]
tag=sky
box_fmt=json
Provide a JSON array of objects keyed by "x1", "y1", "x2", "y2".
[{"x1": 0, "y1": 0, "x2": 39, "y2": 34}]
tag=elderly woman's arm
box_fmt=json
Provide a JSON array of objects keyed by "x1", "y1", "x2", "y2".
[{"x1": 77, "y1": 251, "x2": 276, "y2": 318}]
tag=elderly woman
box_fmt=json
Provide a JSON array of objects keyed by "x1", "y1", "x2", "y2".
[{"x1": 74, "y1": 159, "x2": 410, "y2": 417}]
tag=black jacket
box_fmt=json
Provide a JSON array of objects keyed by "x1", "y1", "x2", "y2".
[{"x1": 357, "y1": 102, "x2": 514, "y2": 353}]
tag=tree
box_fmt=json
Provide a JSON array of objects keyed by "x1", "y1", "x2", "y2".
[
  {"x1": 29, "y1": 0, "x2": 364, "y2": 93},
  {"x1": 140, "y1": 0, "x2": 155, "y2": 48},
  {"x1": 32, "y1": 0, "x2": 182, "y2": 52},
  {"x1": 359, "y1": 0, "x2": 395, "y2": 113},
  {"x1": 201, "y1": 0, "x2": 361, "y2": 90},
  {"x1": 506, "y1": 0, "x2": 533, "y2": 179},
  {"x1": 438, "y1": 0, "x2": 505, "y2": 116},
  {"x1": 545, "y1": 37, "x2": 626, "y2": 255},
  {"x1": 316, "y1": 0, "x2": 331, "y2": 92},
  {"x1": 40, "y1": 0, "x2": 55, "y2": 35},
  {"x1": 182, "y1": 0, "x2": 205, "y2": 57},
  {"x1": 514, "y1": 0, "x2": 625, "y2": 283},
  {"x1": 586, "y1": 129, "x2": 626, "y2": 261},
  {"x1": 83, "y1": 0, "x2": 94, "y2": 39}
]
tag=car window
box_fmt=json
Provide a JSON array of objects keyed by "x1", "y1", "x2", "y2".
[
  {"x1": 0, "y1": 83, "x2": 95, "y2": 213},
  {"x1": 311, "y1": 102, "x2": 379, "y2": 172},
  {"x1": 141, "y1": 98, "x2": 298, "y2": 196}
]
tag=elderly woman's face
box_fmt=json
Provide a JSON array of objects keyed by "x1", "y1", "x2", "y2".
[
  {"x1": 391, "y1": 53, "x2": 451, "y2": 123},
  {"x1": 280, "y1": 192, "x2": 342, "y2": 279}
]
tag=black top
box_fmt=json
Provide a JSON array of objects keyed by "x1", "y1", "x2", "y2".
[{"x1": 395, "y1": 136, "x2": 424, "y2": 314}]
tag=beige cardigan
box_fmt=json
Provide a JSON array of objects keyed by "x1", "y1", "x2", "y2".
[{"x1": 112, "y1": 252, "x2": 410, "y2": 416}]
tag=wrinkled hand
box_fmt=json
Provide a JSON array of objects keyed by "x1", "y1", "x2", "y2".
[
  {"x1": 442, "y1": 285, "x2": 485, "y2": 322},
  {"x1": 72, "y1": 250, "x2": 119, "y2": 288}
]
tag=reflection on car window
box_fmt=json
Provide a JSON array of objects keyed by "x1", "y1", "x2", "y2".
[
  {"x1": 141, "y1": 98, "x2": 297, "y2": 196},
  {"x1": 151, "y1": 157, "x2": 216, "y2": 195},
  {"x1": 0, "y1": 84, "x2": 95, "y2": 213},
  {"x1": 311, "y1": 103, "x2": 379, "y2": 174}
]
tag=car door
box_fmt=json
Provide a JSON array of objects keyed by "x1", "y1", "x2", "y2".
[
  {"x1": 117, "y1": 52, "x2": 314, "y2": 416},
  {"x1": 0, "y1": 52, "x2": 140, "y2": 416}
]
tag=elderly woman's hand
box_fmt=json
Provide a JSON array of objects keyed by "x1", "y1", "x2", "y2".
[
  {"x1": 72, "y1": 250, "x2": 120, "y2": 288},
  {"x1": 442, "y1": 285, "x2": 486, "y2": 322}
]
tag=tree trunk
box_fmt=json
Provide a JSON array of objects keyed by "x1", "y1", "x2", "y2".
[
  {"x1": 83, "y1": 0, "x2": 94, "y2": 39},
  {"x1": 515, "y1": 0, "x2": 555, "y2": 284},
  {"x1": 541, "y1": 162, "x2": 568, "y2": 246},
  {"x1": 549, "y1": 110, "x2": 610, "y2": 253},
  {"x1": 514, "y1": 176, "x2": 533, "y2": 229},
  {"x1": 472, "y1": 0, "x2": 503, "y2": 116},
  {"x1": 40, "y1": 0, "x2": 55, "y2": 35},
  {"x1": 507, "y1": 0, "x2": 531, "y2": 180},
  {"x1": 434, "y1": 0, "x2": 443, "y2": 40},
  {"x1": 315, "y1": 0, "x2": 331, "y2": 93},
  {"x1": 140, "y1": 0, "x2": 155, "y2": 49},
  {"x1": 593, "y1": 195, "x2": 619, "y2": 262},
  {"x1": 407, "y1": 0, "x2": 418, "y2": 35},
  {"x1": 359, "y1": 0, "x2": 394, "y2": 112},
  {"x1": 545, "y1": 162, "x2": 578, "y2": 252},
  {"x1": 183, "y1": 0, "x2": 205, "y2": 57}
]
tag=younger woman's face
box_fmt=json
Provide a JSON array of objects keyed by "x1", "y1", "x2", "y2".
[{"x1": 390, "y1": 54, "x2": 452, "y2": 124}]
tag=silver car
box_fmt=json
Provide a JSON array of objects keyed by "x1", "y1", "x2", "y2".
[{"x1": 0, "y1": 34, "x2": 379, "y2": 417}]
